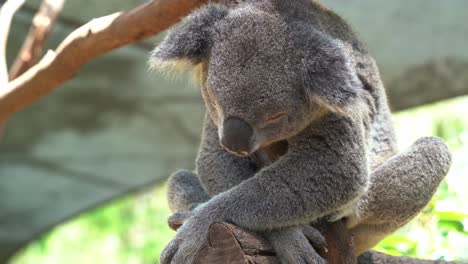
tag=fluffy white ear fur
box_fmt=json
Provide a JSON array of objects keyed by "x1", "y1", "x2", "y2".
[{"x1": 149, "y1": 4, "x2": 229, "y2": 73}]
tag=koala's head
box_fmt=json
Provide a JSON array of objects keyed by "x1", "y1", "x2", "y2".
[{"x1": 150, "y1": 3, "x2": 361, "y2": 156}]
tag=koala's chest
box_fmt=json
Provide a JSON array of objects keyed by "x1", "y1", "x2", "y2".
[{"x1": 250, "y1": 140, "x2": 288, "y2": 170}]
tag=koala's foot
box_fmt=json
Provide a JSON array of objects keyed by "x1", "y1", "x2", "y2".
[
  {"x1": 265, "y1": 226, "x2": 327, "y2": 264},
  {"x1": 167, "y1": 170, "x2": 210, "y2": 213},
  {"x1": 348, "y1": 136, "x2": 452, "y2": 254}
]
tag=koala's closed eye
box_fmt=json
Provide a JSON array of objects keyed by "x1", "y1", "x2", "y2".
[{"x1": 261, "y1": 112, "x2": 288, "y2": 127}]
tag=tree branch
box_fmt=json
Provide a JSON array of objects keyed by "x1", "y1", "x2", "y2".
[
  {"x1": 8, "y1": 0, "x2": 65, "y2": 80},
  {"x1": 188, "y1": 220, "x2": 355, "y2": 264},
  {"x1": 316, "y1": 220, "x2": 356, "y2": 264},
  {"x1": 0, "y1": 0, "x2": 64, "y2": 138},
  {"x1": 1, "y1": 0, "x2": 466, "y2": 123},
  {"x1": 357, "y1": 251, "x2": 468, "y2": 264},
  {"x1": 188, "y1": 222, "x2": 467, "y2": 264},
  {"x1": 0, "y1": 0, "x2": 26, "y2": 85},
  {"x1": 0, "y1": 0, "x2": 215, "y2": 122}
]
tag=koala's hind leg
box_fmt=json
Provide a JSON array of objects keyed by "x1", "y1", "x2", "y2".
[
  {"x1": 348, "y1": 137, "x2": 452, "y2": 254},
  {"x1": 167, "y1": 170, "x2": 210, "y2": 213}
]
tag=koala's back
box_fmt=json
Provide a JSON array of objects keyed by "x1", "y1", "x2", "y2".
[
  {"x1": 251, "y1": 0, "x2": 398, "y2": 167},
  {"x1": 311, "y1": 0, "x2": 398, "y2": 167},
  {"x1": 302, "y1": 0, "x2": 398, "y2": 167}
]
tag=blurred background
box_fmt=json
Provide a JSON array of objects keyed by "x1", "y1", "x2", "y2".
[{"x1": 1, "y1": 0, "x2": 468, "y2": 263}]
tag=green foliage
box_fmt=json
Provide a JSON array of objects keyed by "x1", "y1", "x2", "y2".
[
  {"x1": 10, "y1": 97, "x2": 468, "y2": 263},
  {"x1": 11, "y1": 185, "x2": 174, "y2": 264}
]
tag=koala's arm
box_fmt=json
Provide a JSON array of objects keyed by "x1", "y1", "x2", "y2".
[
  {"x1": 196, "y1": 113, "x2": 257, "y2": 195},
  {"x1": 194, "y1": 113, "x2": 369, "y2": 230},
  {"x1": 167, "y1": 114, "x2": 256, "y2": 212}
]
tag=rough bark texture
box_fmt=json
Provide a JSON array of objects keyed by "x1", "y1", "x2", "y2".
[
  {"x1": 195, "y1": 222, "x2": 277, "y2": 264},
  {"x1": 357, "y1": 251, "x2": 468, "y2": 264},
  {"x1": 316, "y1": 220, "x2": 356, "y2": 264},
  {"x1": 184, "y1": 221, "x2": 467, "y2": 264},
  {"x1": 0, "y1": 0, "x2": 64, "y2": 138},
  {"x1": 8, "y1": 0, "x2": 65, "y2": 80}
]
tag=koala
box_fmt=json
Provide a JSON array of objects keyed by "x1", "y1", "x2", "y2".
[{"x1": 150, "y1": 0, "x2": 452, "y2": 263}]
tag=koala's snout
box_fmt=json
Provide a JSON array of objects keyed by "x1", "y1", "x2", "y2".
[{"x1": 221, "y1": 117, "x2": 253, "y2": 156}]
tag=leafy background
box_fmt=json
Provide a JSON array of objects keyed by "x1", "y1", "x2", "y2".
[{"x1": 10, "y1": 97, "x2": 468, "y2": 264}]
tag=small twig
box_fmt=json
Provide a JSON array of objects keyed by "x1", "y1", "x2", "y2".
[
  {"x1": 9, "y1": 0, "x2": 66, "y2": 80},
  {"x1": 0, "y1": 0, "x2": 26, "y2": 85}
]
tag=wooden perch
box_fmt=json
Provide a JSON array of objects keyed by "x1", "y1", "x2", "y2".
[
  {"x1": 195, "y1": 220, "x2": 356, "y2": 264},
  {"x1": 170, "y1": 220, "x2": 466, "y2": 264},
  {"x1": 194, "y1": 222, "x2": 278, "y2": 264},
  {"x1": 357, "y1": 251, "x2": 468, "y2": 264},
  {"x1": 315, "y1": 220, "x2": 356, "y2": 264}
]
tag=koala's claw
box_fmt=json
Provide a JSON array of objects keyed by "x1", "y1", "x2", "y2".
[
  {"x1": 302, "y1": 225, "x2": 327, "y2": 251},
  {"x1": 160, "y1": 215, "x2": 210, "y2": 264},
  {"x1": 266, "y1": 226, "x2": 326, "y2": 264},
  {"x1": 160, "y1": 232, "x2": 205, "y2": 264},
  {"x1": 168, "y1": 212, "x2": 193, "y2": 231},
  {"x1": 159, "y1": 237, "x2": 180, "y2": 264}
]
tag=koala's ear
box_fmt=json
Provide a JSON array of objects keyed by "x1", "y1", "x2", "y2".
[
  {"x1": 299, "y1": 27, "x2": 362, "y2": 113},
  {"x1": 149, "y1": 4, "x2": 229, "y2": 70}
]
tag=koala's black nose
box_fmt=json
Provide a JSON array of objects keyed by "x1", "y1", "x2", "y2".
[{"x1": 221, "y1": 117, "x2": 253, "y2": 156}]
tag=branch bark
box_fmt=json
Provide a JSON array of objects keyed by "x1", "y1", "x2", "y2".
[
  {"x1": 1, "y1": 0, "x2": 467, "y2": 123},
  {"x1": 0, "y1": 0, "x2": 26, "y2": 85},
  {"x1": 189, "y1": 220, "x2": 355, "y2": 264},
  {"x1": 316, "y1": 220, "x2": 356, "y2": 264},
  {"x1": 0, "y1": 0, "x2": 64, "y2": 138},
  {"x1": 0, "y1": 0, "x2": 215, "y2": 123},
  {"x1": 187, "y1": 222, "x2": 467, "y2": 264},
  {"x1": 8, "y1": 0, "x2": 65, "y2": 80},
  {"x1": 357, "y1": 251, "x2": 468, "y2": 264}
]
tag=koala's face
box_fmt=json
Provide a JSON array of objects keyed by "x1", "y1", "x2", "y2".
[
  {"x1": 204, "y1": 13, "x2": 313, "y2": 156},
  {"x1": 151, "y1": 3, "x2": 361, "y2": 156}
]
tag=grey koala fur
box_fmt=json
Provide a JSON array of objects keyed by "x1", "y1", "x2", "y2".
[{"x1": 150, "y1": 0, "x2": 452, "y2": 263}]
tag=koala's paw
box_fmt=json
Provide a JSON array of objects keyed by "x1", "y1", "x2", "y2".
[
  {"x1": 160, "y1": 217, "x2": 209, "y2": 264},
  {"x1": 266, "y1": 226, "x2": 327, "y2": 264},
  {"x1": 168, "y1": 212, "x2": 193, "y2": 231}
]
